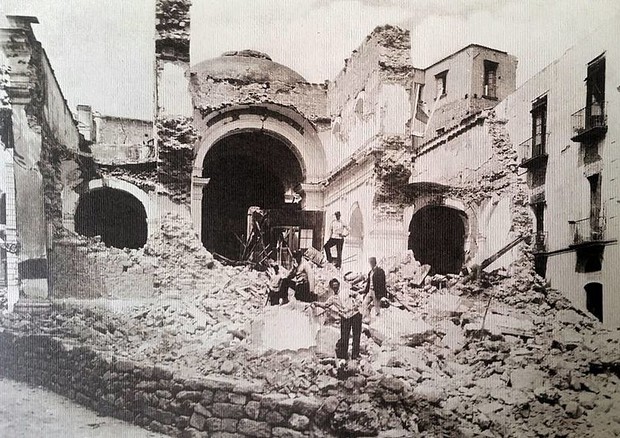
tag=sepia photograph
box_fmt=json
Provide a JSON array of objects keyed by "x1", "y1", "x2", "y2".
[{"x1": 0, "y1": 0, "x2": 619, "y2": 436}]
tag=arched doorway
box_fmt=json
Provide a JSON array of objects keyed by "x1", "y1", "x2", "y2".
[
  {"x1": 75, "y1": 188, "x2": 148, "y2": 249},
  {"x1": 200, "y1": 131, "x2": 304, "y2": 259},
  {"x1": 584, "y1": 282, "x2": 603, "y2": 322},
  {"x1": 408, "y1": 206, "x2": 467, "y2": 275}
]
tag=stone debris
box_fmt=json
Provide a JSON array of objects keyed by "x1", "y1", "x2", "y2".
[{"x1": 2, "y1": 217, "x2": 620, "y2": 437}]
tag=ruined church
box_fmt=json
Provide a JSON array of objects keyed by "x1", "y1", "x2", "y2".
[{"x1": 0, "y1": 2, "x2": 618, "y2": 326}]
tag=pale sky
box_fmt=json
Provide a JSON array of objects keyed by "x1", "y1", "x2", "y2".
[{"x1": 2, "y1": 0, "x2": 619, "y2": 120}]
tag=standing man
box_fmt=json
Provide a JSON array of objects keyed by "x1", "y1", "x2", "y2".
[
  {"x1": 313, "y1": 278, "x2": 363, "y2": 360},
  {"x1": 362, "y1": 257, "x2": 387, "y2": 318},
  {"x1": 323, "y1": 211, "x2": 349, "y2": 269}
]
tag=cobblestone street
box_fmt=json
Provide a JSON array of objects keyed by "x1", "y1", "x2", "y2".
[{"x1": 0, "y1": 377, "x2": 167, "y2": 438}]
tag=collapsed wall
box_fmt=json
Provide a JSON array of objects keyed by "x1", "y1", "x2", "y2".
[
  {"x1": 156, "y1": 116, "x2": 196, "y2": 203},
  {"x1": 155, "y1": 0, "x2": 197, "y2": 205}
]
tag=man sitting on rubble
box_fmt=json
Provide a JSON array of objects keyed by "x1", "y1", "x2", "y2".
[
  {"x1": 312, "y1": 278, "x2": 362, "y2": 360},
  {"x1": 362, "y1": 257, "x2": 387, "y2": 319},
  {"x1": 266, "y1": 263, "x2": 289, "y2": 306},
  {"x1": 289, "y1": 250, "x2": 317, "y2": 302}
]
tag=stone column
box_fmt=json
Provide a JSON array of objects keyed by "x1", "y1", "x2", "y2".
[
  {"x1": 300, "y1": 182, "x2": 324, "y2": 211},
  {"x1": 2, "y1": 16, "x2": 52, "y2": 312},
  {"x1": 191, "y1": 175, "x2": 209, "y2": 241}
]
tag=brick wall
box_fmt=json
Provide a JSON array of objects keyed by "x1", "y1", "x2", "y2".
[{"x1": 0, "y1": 331, "x2": 336, "y2": 437}]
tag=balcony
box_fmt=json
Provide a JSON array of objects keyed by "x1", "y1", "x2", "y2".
[
  {"x1": 571, "y1": 105, "x2": 608, "y2": 143},
  {"x1": 518, "y1": 135, "x2": 549, "y2": 169},
  {"x1": 569, "y1": 216, "x2": 606, "y2": 247},
  {"x1": 533, "y1": 231, "x2": 547, "y2": 253}
]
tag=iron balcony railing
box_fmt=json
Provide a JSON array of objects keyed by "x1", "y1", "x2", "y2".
[
  {"x1": 571, "y1": 104, "x2": 607, "y2": 136},
  {"x1": 569, "y1": 216, "x2": 606, "y2": 245},
  {"x1": 519, "y1": 133, "x2": 549, "y2": 166},
  {"x1": 534, "y1": 231, "x2": 547, "y2": 252}
]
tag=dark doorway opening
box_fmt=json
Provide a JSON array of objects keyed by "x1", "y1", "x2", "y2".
[
  {"x1": 408, "y1": 206, "x2": 466, "y2": 275},
  {"x1": 201, "y1": 132, "x2": 304, "y2": 259},
  {"x1": 584, "y1": 282, "x2": 603, "y2": 322},
  {"x1": 75, "y1": 188, "x2": 147, "y2": 249},
  {"x1": 576, "y1": 246, "x2": 603, "y2": 273}
]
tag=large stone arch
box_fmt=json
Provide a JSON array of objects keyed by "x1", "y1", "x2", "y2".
[
  {"x1": 404, "y1": 196, "x2": 478, "y2": 274},
  {"x1": 404, "y1": 196, "x2": 477, "y2": 262},
  {"x1": 65, "y1": 177, "x2": 158, "y2": 240},
  {"x1": 191, "y1": 104, "x2": 327, "y2": 241}
]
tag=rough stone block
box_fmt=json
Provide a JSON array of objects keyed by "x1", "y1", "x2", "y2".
[
  {"x1": 259, "y1": 393, "x2": 289, "y2": 410},
  {"x1": 190, "y1": 412, "x2": 208, "y2": 431},
  {"x1": 185, "y1": 379, "x2": 206, "y2": 391},
  {"x1": 265, "y1": 410, "x2": 286, "y2": 425},
  {"x1": 210, "y1": 433, "x2": 244, "y2": 438},
  {"x1": 245, "y1": 401, "x2": 261, "y2": 420},
  {"x1": 194, "y1": 402, "x2": 211, "y2": 418},
  {"x1": 288, "y1": 413, "x2": 310, "y2": 431},
  {"x1": 206, "y1": 417, "x2": 223, "y2": 431},
  {"x1": 271, "y1": 427, "x2": 305, "y2": 438},
  {"x1": 177, "y1": 415, "x2": 190, "y2": 429},
  {"x1": 136, "y1": 381, "x2": 158, "y2": 391},
  {"x1": 228, "y1": 393, "x2": 247, "y2": 405},
  {"x1": 214, "y1": 390, "x2": 230, "y2": 402},
  {"x1": 292, "y1": 396, "x2": 321, "y2": 416},
  {"x1": 201, "y1": 389, "x2": 214, "y2": 403},
  {"x1": 177, "y1": 390, "x2": 202, "y2": 402},
  {"x1": 152, "y1": 366, "x2": 173, "y2": 380},
  {"x1": 233, "y1": 380, "x2": 265, "y2": 394},
  {"x1": 156, "y1": 390, "x2": 173, "y2": 399},
  {"x1": 158, "y1": 409, "x2": 176, "y2": 425},
  {"x1": 203, "y1": 375, "x2": 237, "y2": 391},
  {"x1": 237, "y1": 419, "x2": 271, "y2": 438},
  {"x1": 212, "y1": 402, "x2": 246, "y2": 419},
  {"x1": 181, "y1": 428, "x2": 209, "y2": 438},
  {"x1": 222, "y1": 418, "x2": 238, "y2": 432},
  {"x1": 113, "y1": 359, "x2": 135, "y2": 373}
]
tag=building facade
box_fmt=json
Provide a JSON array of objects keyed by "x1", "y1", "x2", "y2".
[
  {"x1": 1, "y1": 4, "x2": 617, "y2": 326},
  {"x1": 497, "y1": 17, "x2": 619, "y2": 326}
]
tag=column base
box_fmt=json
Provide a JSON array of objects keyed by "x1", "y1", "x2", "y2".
[{"x1": 13, "y1": 298, "x2": 52, "y2": 315}]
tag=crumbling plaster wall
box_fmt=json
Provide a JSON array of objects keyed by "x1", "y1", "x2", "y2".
[
  {"x1": 324, "y1": 25, "x2": 422, "y2": 264},
  {"x1": 420, "y1": 46, "x2": 517, "y2": 140},
  {"x1": 94, "y1": 115, "x2": 153, "y2": 146},
  {"x1": 190, "y1": 78, "x2": 329, "y2": 130},
  {"x1": 327, "y1": 25, "x2": 419, "y2": 174},
  {"x1": 495, "y1": 17, "x2": 620, "y2": 326},
  {"x1": 155, "y1": 0, "x2": 195, "y2": 206},
  {"x1": 407, "y1": 111, "x2": 532, "y2": 271},
  {"x1": 1, "y1": 17, "x2": 89, "y2": 300}
]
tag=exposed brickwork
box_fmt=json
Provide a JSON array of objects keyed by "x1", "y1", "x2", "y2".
[
  {"x1": 190, "y1": 80, "x2": 330, "y2": 130},
  {"x1": 156, "y1": 0, "x2": 191, "y2": 62},
  {"x1": 156, "y1": 117, "x2": 197, "y2": 203}
]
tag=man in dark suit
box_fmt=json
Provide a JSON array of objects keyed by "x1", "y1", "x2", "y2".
[{"x1": 362, "y1": 257, "x2": 387, "y2": 318}]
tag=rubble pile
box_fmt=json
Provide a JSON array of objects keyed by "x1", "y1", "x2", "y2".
[
  {"x1": 6, "y1": 218, "x2": 620, "y2": 436},
  {"x1": 143, "y1": 213, "x2": 218, "y2": 291},
  {"x1": 52, "y1": 232, "x2": 157, "y2": 299}
]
